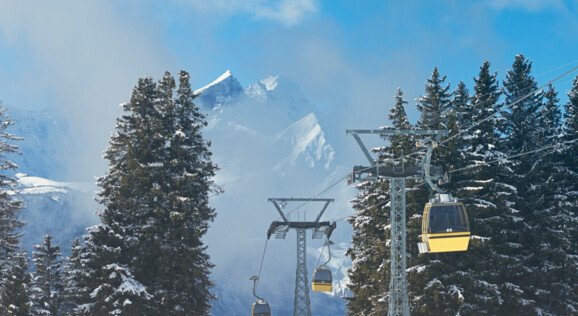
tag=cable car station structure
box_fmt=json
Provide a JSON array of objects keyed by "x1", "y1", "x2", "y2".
[
  {"x1": 267, "y1": 198, "x2": 337, "y2": 316},
  {"x1": 347, "y1": 129, "x2": 448, "y2": 316}
]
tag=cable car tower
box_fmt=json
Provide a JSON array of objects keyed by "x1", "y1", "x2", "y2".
[
  {"x1": 267, "y1": 198, "x2": 337, "y2": 316},
  {"x1": 346, "y1": 129, "x2": 448, "y2": 316}
]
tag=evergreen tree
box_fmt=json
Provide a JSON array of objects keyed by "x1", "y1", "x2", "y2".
[
  {"x1": 79, "y1": 225, "x2": 152, "y2": 315},
  {"x1": 78, "y1": 71, "x2": 219, "y2": 315},
  {"x1": 0, "y1": 251, "x2": 31, "y2": 316},
  {"x1": 501, "y1": 55, "x2": 542, "y2": 157},
  {"x1": 0, "y1": 102, "x2": 27, "y2": 315},
  {"x1": 538, "y1": 84, "x2": 562, "y2": 146},
  {"x1": 451, "y1": 61, "x2": 511, "y2": 315},
  {"x1": 62, "y1": 238, "x2": 90, "y2": 315},
  {"x1": 345, "y1": 179, "x2": 390, "y2": 316},
  {"x1": 490, "y1": 55, "x2": 545, "y2": 313},
  {"x1": 386, "y1": 88, "x2": 414, "y2": 157},
  {"x1": 451, "y1": 81, "x2": 471, "y2": 132},
  {"x1": 30, "y1": 233, "x2": 64, "y2": 315},
  {"x1": 544, "y1": 75, "x2": 578, "y2": 314},
  {"x1": 416, "y1": 67, "x2": 452, "y2": 130},
  {"x1": 149, "y1": 70, "x2": 219, "y2": 314},
  {"x1": 525, "y1": 82, "x2": 576, "y2": 314},
  {"x1": 563, "y1": 76, "x2": 578, "y2": 174}
]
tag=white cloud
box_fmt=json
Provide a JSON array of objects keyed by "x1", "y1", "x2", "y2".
[
  {"x1": 0, "y1": 1, "x2": 170, "y2": 181},
  {"x1": 254, "y1": 0, "x2": 317, "y2": 26},
  {"x1": 184, "y1": 0, "x2": 317, "y2": 26}
]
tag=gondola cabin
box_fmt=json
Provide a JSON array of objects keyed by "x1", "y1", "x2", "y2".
[
  {"x1": 418, "y1": 195, "x2": 470, "y2": 254},
  {"x1": 311, "y1": 265, "x2": 332, "y2": 292},
  {"x1": 252, "y1": 300, "x2": 271, "y2": 316}
]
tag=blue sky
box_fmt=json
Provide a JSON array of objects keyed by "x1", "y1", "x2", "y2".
[{"x1": 0, "y1": 0, "x2": 577, "y2": 179}]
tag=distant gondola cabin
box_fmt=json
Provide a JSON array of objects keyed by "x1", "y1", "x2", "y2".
[
  {"x1": 419, "y1": 200, "x2": 470, "y2": 253},
  {"x1": 311, "y1": 266, "x2": 332, "y2": 292},
  {"x1": 252, "y1": 300, "x2": 271, "y2": 316}
]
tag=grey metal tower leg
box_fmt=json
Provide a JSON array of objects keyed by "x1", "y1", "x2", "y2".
[
  {"x1": 294, "y1": 229, "x2": 311, "y2": 316},
  {"x1": 389, "y1": 178, "x2": 410, "y2": 316}
]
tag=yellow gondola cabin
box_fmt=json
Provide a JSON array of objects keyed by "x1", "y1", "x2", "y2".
[
  {"x1": 418, "y1": 195, "x2": 470, "y2": 254},
  {"x1": 311, "y1": 265, "x2": 332, "y2": 292}
]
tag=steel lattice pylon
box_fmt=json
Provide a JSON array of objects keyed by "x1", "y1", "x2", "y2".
[
  {"x1": 267, "y1": 198, "x2": 337, "y2": 316},
  {"x1": 294, "y1": 229, "x2": 311, "y2": 316},
  {"x1": 389, "y1": 178, "x2": 409, "y2": 315},
  {"x1": 347, "y1": 129, "x2": 448, "y2": 316}
]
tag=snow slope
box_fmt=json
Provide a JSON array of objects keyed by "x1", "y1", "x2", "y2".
[{"x1": 13, "y1": 173, "x2": 97, "y2": 256}]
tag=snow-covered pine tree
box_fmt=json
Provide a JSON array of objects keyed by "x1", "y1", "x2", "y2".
[
  {"x1": 0, "y1": 251, "x2": 31, "y2": 316},
  {"x1": 79, "y1": 225, "x2": 152, "y2": 315},
  {"x1": 537, "y1": 84, "x2": 562, "y2": 147},
  {"x1": 545, "y1": 75, "x2": 578, "y2": 314},
  {"x1": 450, "y1": 61, "x2": 511, "y2": 315},
  {"x1": 78, "y1": 71, "x2": 219, "y2": 315},
  {"x1": 386, "y1": 88, "x2": 414, "y2": 156},
  {"x1": 490, "y1": 54, "x2": 546, "y2": 314},
  {"x1": 451, "y1": 81, "x2": 472, "y2": 134},
  {"x1": 520, "y1": 82, "x2": 578, "y2": 315},
  {"x1": 563, "y1": 76, "x2": 578, "y2": 188},
  {"x1": 0, "y1": 102, "x2": 28, "y2": 315},
  {"x1": 416, "y1": 67, "x2": 452, "y2": 131},
  {"x1": 501, "y1": 55, "x2": 542, "y2": 157},
  {"x1": 61, "y1": 238, "x2": 90, "y2": 315},
  {"x1": 146, "y1": 70, "x2": 219, "y2": 314},
  {"x1": 345, "y1": 178, "x2": 390, "y2": 316},
  {"x1": 30, "y1": 233, "x2": 64, "y2": 315},
  {"x1": 74, "y1": 76, "x2": 158, "y2": 315}
]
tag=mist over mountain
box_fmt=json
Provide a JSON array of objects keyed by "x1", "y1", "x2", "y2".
[
  {"x1": 10, "y1": 70, "x2": 356, "y2": 315},
  {"x1": 8, "y1": 108, "x2": 72, "y2": 180},
  {"x1": 199, "y1": 70, "x2": 353, "y2": 314}
]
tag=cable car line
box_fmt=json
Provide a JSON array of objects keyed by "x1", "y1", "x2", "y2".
[
  {"x1": 534, "y1": 59, "x2": 578, "y2": 78},
  {"x1": 315, "y1": 238, "x2": 327, "y2": 267},
  {"x1": 440, "y1": 64, "x2": 578, "y2": 146},
  {"x1": 448, "y1": 137, "x2": 578, "y2": 175},
  {"x1": 255, "y1": 238, "x2": 269, "y2": 289}
]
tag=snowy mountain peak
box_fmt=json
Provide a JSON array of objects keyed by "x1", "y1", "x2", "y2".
[
  {"x1": 243, "y1": 75, "x2": 279, "y2": 102},
  {"x1": 194, "y1": 70, "x2": 243, "y2": 110},
  {"x1": 260, "y1": 75, "x2": 279, "y2": 91},
  {"x1": 194, "y1": 70, "x2": 232, "y2": 95},
  {"x1": 244, "y1": 81, "x2": 268, "y2": 102}
]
